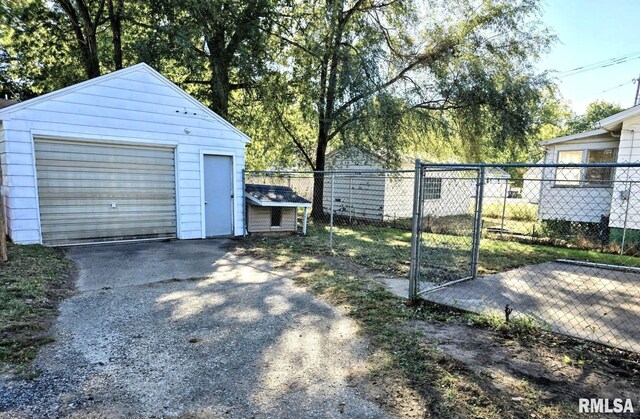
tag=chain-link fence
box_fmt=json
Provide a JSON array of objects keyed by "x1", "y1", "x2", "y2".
[
  {"x1": 409, "y1": 162, "x2": 640, "y2": 353},
  {"x1": 246, "y1": 163, "x2": 640, "y2": 353}
]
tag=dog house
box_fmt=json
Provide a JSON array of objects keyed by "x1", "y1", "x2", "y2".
[{"x1": 245, "y1": 184, "x2": 311, "y2": 234}]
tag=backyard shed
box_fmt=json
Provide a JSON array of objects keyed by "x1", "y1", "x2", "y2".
[
  {"x1": 0, "y1": 63, "x2": 249, "y2": 245},
  {"x1": 245, "y1": 184, "x2": 311, "y2": 234},
  {"x1": 324, "y1": 148, "x2": 511, "y2": 222}
]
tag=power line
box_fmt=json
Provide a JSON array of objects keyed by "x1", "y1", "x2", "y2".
[
  {"x1": 600, "y1": 79, "x2": 635, "y2": 94},
  {"x1": 557, "y1": 49, "x2": 640, "y2": 78},
  {"x1": 558, "y1": 49, "x2": 640, "y2": 74}
]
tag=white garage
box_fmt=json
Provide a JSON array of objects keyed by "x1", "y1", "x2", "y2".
[{"x1": 0, "y1": 63, "x2": 249, "y2": 245}]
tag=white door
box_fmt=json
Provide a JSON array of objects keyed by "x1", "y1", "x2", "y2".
[
  {"x1": 34, "y1": 138, "x2": 177, "y2": 245},
  {"x1": 203, "y1": 155, "x2": 234, "y2": 236}
]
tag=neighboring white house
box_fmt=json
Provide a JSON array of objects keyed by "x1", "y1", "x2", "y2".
[
  {"x1": 536, "y1": 104, "x2": 640, "y2": 242},
  {"x1": 0, "y1": 63, "x2": 249, "y2": 245},
  {"x1": 323, "y1": 148, "x2": 510, "y2": 221}
]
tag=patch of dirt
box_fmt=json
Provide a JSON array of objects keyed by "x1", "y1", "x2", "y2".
[
  {"x1": 408, "y1": 319, "x2": 640, "y2": 404},
  {"x1": 316, "y1": 253, "x2": 640, "y2": 414}
]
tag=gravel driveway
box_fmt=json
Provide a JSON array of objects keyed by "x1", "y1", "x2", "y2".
[{"x1": 1, "y1": 240, "x2": 388, "y2": 418}]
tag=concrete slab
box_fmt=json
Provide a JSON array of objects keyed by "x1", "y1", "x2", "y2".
[
  {"x1": 65, "y1": 239, "x2": 231, "y2": 291},
  {"x1": 420, "y1": 262, "x2": 640, "y2": 352}
]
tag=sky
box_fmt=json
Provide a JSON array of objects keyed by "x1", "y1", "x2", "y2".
[{"x1": 537, "y1": 0, "x2": 640, "y2": 114}]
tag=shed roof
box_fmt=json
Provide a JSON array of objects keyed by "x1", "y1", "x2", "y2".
[
  {"x1": 245, "y1": 184, "x2": 311, "y2": 208},
  {"x1": 597, "y1": 104, "x2": 640, "y2": 130},
  {"x1": 485, "y1": 166, "x2": 511, "y2": 179}
]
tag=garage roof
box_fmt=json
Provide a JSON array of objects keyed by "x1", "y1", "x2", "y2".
[{"x1": 245, "y1": 184, "x2": 312, "y2": 208}]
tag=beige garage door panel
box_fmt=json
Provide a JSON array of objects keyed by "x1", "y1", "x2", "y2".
[{"x1": 35, "y1": 138, "x2": 177, "y2": 245}]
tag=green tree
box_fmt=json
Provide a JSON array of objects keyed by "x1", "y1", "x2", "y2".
[
  {"x1": 0, "y1": 0, "x2": 86, "y2": 98},
  {"x1": 266, "y1": 0, "x2": 554, "y2": 218},
  {"x1": 145, "y1": 0, "x2": 275, "y2": 119},
  {"x1": 566, "y1": 100, "x2": 624, "y2": 134}
]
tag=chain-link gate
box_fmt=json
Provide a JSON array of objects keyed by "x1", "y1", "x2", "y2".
[
  {"x1": 408, "y1": 161, "x2": 640, "y2": 352},
  {"x1": 409, "y1": 162, "x2": 485, "y2": 297}
]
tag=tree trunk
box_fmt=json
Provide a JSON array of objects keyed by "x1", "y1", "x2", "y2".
[
  {"x1": 85, "y1": 31, "x2": 101, "y2": 78},
  {"x1": 107, "y1": 0, "x2": 124, "y2": 70},
  {"x1": 311, "y1": 132, "x2": 328, "y2": 220},
  {"x1": 208, "y1": 59, "x2": 230, "y2": 119}
]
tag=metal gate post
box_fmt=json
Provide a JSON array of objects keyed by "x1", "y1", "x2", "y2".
[
  {"x1": 620, "y1": 181, "x2": 632, "y2": 254},
  {"x1": 329, "y1": 172, "x2": 335, "y2": 250},
  {"x1": 470, "y1": 166, "x2": 486, "y2": 279},
  {"x1": 409, "y1": 159, "x2": 423, "y2": 301},
  {"x1": 500, "y1": 179, "x2": 509, "y2": 233}
]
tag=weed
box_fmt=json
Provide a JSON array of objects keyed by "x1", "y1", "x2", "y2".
[{"x1": 0, "y1": 244, "x2": 73, "y2": 371}]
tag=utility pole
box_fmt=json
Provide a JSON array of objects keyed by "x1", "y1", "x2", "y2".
[{"x1": 634, "y1": 74, "x2": 640, "y2": 106}]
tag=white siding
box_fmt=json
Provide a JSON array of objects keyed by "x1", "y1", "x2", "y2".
[
  {"x1": 0, "y1": 65, "x2": 246, "y2": 244},
  {"x1": 483, "y1": 179, "x2": 510, "y2": 200},
  {"x1": 383, "y1": 173, "x2": 414, "y2": 219},
  {"x1": 422, "y1": 171, "x2": 476, "y2": 218},
  {"x1": 539, "y1": 137, "x2": 617, "y2": 223},
  {"x1": 522, "y1": 165, "x2": 542, "y2": 204},
  {"x1": 610, "y1": 115, "x2": 640, "y2": 230},
  {"x1": 324, "y1": 150, "x2": 386, "y2": 221}
]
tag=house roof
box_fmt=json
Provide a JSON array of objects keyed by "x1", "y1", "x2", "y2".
[
  {"x1": 538, "y1": 104, "x2": 640, "y2": 147},
  {"x1": 596, "y1": 104, "x2": 640, "y2": 130},
  {"x1": 538, "y1": 128, "x2": 611, "y2": 146},
  {"x1": 0, "y1": 63, "x2": 251, "y2": 143},
  {"x1": 0, "y1": 99, "x2": 17, "y2": 110},
  {"x1": 245, "y1": 184, "x2": 312, "y2": 208}
]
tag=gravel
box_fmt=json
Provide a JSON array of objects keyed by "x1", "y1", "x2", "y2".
[{"x1": 0, "y1": 244, "x2": 389, "y2": 418}]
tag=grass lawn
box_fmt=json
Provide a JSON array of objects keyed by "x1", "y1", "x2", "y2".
[
  {"x1": 0, "y1": 243, "x2": 73, "y2": 372},
  {"x1": 300, "y1": 223, "x2": 640, "y2": 279}
]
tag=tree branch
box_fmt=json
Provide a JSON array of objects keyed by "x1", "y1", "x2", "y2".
[
  {"x1": 275, "y1": 111, "x2": 316, "y2": 169},
  {"x1": 333, "y1": 39, "x2": 455, "y2": 118}
]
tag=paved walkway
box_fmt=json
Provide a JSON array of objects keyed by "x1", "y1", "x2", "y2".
[
  {"x1": 1, "y1": 240, "x2": 388, "y2": 418},
  {"x1": 381, "y1": 262, "x2": 640, "y2": 352},
  {"x1": 425, "y1": 262, "x2": 640, "y2": 352}
]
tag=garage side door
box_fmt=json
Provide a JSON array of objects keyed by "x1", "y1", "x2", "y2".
[{"x1": 35, "y1": 138, "x2": 177, "y2": 245}]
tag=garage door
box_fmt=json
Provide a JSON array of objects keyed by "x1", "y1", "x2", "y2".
[{"x1": 35, "y1": 138, "x2": 177, "y2": 245}]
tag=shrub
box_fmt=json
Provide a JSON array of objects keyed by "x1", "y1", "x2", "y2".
[{"x1": 541, "y1": 217, "x2": 609, "y2": 249}]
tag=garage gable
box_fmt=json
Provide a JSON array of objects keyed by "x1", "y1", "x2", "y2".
[{"x1": 0, "y1": 63, "x2": 250, "y2": 144}]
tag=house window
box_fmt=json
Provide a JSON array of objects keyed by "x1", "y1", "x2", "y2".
[
  {"x1": 555, "y1": 149, "x2": 616, "y2": 187},
  {"x1": 585, "y1": 149, "x2": 615, "y2": 186},
  {"x1": 423, "y1": 177, "x2": 442, "y2": 200},
  {"x1": 270, "y1": 207, "x2": 282, "y2": 227},
  {"x1": 555, "y1": 150, "x2": 583, "y2": 186}
]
